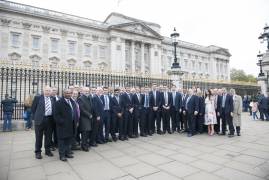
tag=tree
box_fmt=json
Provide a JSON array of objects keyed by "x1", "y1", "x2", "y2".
[{"x1": 230, "y1": 68, "x2": 257, "y2": 83}]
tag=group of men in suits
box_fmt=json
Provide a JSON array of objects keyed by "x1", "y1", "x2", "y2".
[{"x1": 31, "y1": 84, "x2": 238, "y2": 161}]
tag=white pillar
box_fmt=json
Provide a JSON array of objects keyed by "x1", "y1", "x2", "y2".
[
  {"x1": 120, "y1": 38, "x2": 126, "y2": 72},
  {"x1": 0, "y1": 19, "x2": 11, "y2": 59},
  {"x1": 141, "y1": 42, "x2": 145, "y2": 74},
  {"x1": 110, "y1": 36, "x2": 118, "y2": 72},
  {"x1": 22, "y1": 22, "x2": 31, "y2": 62},
  {"x1": 150, "y1": 44, "x2": 156, "y2": 76},
  {"x1": 131, "y1": 40, "x2": 135, "y2": 74},
  {"x1": 60, "y1": 29, "x2": 67, "y2": 63}
]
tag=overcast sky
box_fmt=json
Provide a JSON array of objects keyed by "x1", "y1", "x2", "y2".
[{"x1": 12, "y1": 0, "x2": 269, "y2": 76}]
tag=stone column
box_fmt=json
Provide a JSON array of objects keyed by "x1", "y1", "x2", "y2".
[
  {"x1": 22, "y1": 22, "x2": 32, "y2": 61},
  {"x1": 110, "y1": 36, "x2": 118, "y2": 72},
  {"x1": 77, "y1": 32, "x2": 83, "y2": 64},
  {"x1": 60, "y1": 29, "x2": 68, "y2": 64},
  {"x1": 42, "y1": 26, "x2": 50, "y2": 64},
  {"x1": 120, "y1": 38, "x2": 126, "y2": 72},
  {"x1": 150, "y1": 44, "x2": 155, "y2": 76},
  {"x1": 257, "y1": 76, "x2": 267, "y2": 95},
  {"x1": 0, "y1": 19, "x2": 11, "y2": 59},
  {"x1": 141, "y1": 42, "x2": 145, "y2": 74},
  {"x1": 131, "y1": 40, "x2": 135, "y2": 74}
]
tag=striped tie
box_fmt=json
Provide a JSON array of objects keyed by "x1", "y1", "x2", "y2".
[{"x1": 45, "y1": 97, "x2": 51, "y2": 115}]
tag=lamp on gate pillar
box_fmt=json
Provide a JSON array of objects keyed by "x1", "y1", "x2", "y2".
[
  {"x1": 258, "y1": 24, "x2": 269, "y2": 50},
  {"x1": 257, "y1": 51, "x2": 265, "y2": 77},
  {"x1": 170, "y1": 27, "x2": 180, "y2": 69}
]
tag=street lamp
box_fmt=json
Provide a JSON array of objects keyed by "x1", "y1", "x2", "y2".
[
  {"x1": 258, "y1": 24, "x2": 269, "y2": 50},
  {"x1": 257, "y1": 51, "x2": 265, "y2": 77},
  {"x1": 170, "y1": 27, "x2": 180, "y2": 69}
]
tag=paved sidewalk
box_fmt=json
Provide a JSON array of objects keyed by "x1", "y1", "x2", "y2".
[{"x1": 0, "y1": 113, "x2": 269, "y2": 180}]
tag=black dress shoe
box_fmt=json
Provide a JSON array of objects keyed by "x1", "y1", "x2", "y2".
[
  {"x1": 105, "y1": 139, "x2": 112, "y2": 142},
  {"x1": 90, "y1": 143, "x2": 98, "y2": 147},
  {"x1": 97, "y1": 140, "x2": 104, "y2": 144},
  {"x1": 50, "y1": 147, "x2": 56, "y2": 151},
  {"x1": 71, "y1": 146, "x2": 81, "y2": 151},
  {"x1": 81, "y1": 147, "x2": 89, "y2": 152},
  {"x1": 168, "y1": 131, "x2": 172, "y2": 134},
  {"x1": 237, "y1": 132, "x2": 241, "y2": 136},
  {"x1": 228, "y1": 134, "x2": 234, "y2": 138},
  {"x1": 65, "y1": 154, "x2": 74, "y2": 158},
  {"x1": 45, "y1": 151, "x2": 54, "y2": 157},
  {"x1": 35, "y1": 153, "x2": 42, "y2": 159},
  {"x1": 68, "y1": 151, "x2": 74, "y2": 155},
  {"x1": 124, "y1": 136, "x2": 129, "y2": 140},
  {"x1": 60, "y1": 156, "x2": 67, "y2": 161},
  {"x1": 112, "y1": 137, "x2": 118, "y2": 142},
  {"x1": 119, "y1": 137, "x2": 125, "y2": 141},
  {"x1": 157, "y1": 131, "x2": 162, "y2": 135}
]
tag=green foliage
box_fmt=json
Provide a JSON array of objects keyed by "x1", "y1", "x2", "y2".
[{"x1": 230, "y1": 68, "x2": 257, "y2": 83}]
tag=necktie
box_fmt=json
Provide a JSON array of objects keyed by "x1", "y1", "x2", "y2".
[
  {"x1": 144, "y1": 94, "x2": 149, "y2": 108},
  {"x1": 116, "y1": 96, "x2": 119, "y2": 104},
  {"x1": 165, "y1": 92, "x2": 168, "y2": 105},
  {"x1": 222, "y1": 95, "x2": 226, "y2": 108},
  {"x1": 45, "y1": 97, "x2": 51, "y2": 116},
  {"x1": 105, "y1": 95, "x2": 109, "y2": 110}
]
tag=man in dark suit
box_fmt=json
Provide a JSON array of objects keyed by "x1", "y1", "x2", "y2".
[
  {"x1": 132, "y1": 87, "x2": 143, "y2": 138},
  {"x1": 149, "y1": 84, "x2": 162, "y2": 134},
  {"x1": 100, "y1": 87, "x2": 112, "y2": 142},
  {"x1": 92, "y1": 87, "x2": 105, "y2": 144},
  {"x1": 122, "y1": 87, "x2": 134, "y2": 139},
  {"x1": 215, "y1": 89, "x2": 222, "y2": 134},
  {"x1": 220, "y1": 88, "x2": 234, "y2": 137},
  {"x1": 111, "y1": 88, "x2": 123, "y2": 141},
  {"x1": 54, "y1": 88, "x2": 78, "y2": 161},
  {"x1": 161, "y1": 86, "x2": 172, "y2": 134},
  {"x1": 31, "y1": 86, "x2": 54, "y2": 159},
  {"x1": 77, "y1": 87, "x2": 93, "y2": 151},
  {"x1": 196, "y1": 88, "x2": 205, "y2": 134},
  {"x1": 140, "y1": 87, "x2": 150, "y2": 136},
  {"x1": 258, "y1": 94, "x2": 269, "y2": 121},
  {"x1": 184, "y1": 89, "x2": 199, "y2": 137},
  {"x1": 71, "y1": 90, "x2": 81, "y2": 150},
  {"x1": 170, "y1": 85, "x2": 182, "y2": 133},
  {"x1": 50, "y1": 87, "x2": 60, "y2": 150},
  {"x1": 181, "y1": 89, "x2": 188, "y2": 132}
]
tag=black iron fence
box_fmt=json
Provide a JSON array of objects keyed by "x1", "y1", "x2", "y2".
[{"x1": 0, "y1": 65, "x2": 260, "y2": 120}]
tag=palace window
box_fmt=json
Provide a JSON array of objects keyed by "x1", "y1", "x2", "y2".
[
  {"x1": 51, "y1": 38, "x2": 59, "y2": 53},
  {"x1": 84, "y1": 43, "x2": 91, "y2": 57},
  {"x1": 99, "y1": 46, "x2": 106, "y2": 59},
  {"x1": 32, "y1": 35, "x2": 40, "y2": 50},
  {"x1": 68, "y1": 40, "x2": 76, "y2": 55},
  {"x1": 10, "y1": 32, "x2": 21, "y2": 48}
]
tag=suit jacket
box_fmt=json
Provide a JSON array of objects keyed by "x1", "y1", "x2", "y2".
[
  {"x1": 31, "y1": 95, "x2": 54, "y2": 125},
  {"x1": 92, "y1": 95, "x2": 105, "y2": 118},
  {"x1": 198, "y1": 96, "x2": 205, "y2": 115},
  {"x1": 171, "y1": 92, "x2": 182, "y2": 110},
  {"x1": 132, "y1": 93, "x2": 143, "y2": 111},
  {"x1": 259, "y1": 96, "x2": 269, "y2": 110},
  {"x1": 161, "y1": 91, "x2": 172, "y2": 108},
  {"x1": 216, "y1": 95, "x2": 222, "y2": 113},
  {"x1": 149, "y1": 91, "x2": 162, "y2": 108},
  {"x1": 220, "y1": 94, "x2": 234, "y2": 114},
  {"x1": 77, "y1": 94, "x2": 93, "y2": 131},
  {"x1": 111, "y1": 95, "x2": 123, "y2": 116},
  {"x1": 121, "y1": 93, "x2": 134, "y2": 111},
  {"x1": 186, "y1": 95, "x2": 199, "y2": 114},
  {"x1": 100, "y1": 94, "x2": 112, "y2": 111},
  {"x1": 53, "y1": 97, "x2": 78, "y2": 139},
  {"x1": 181, "y1": 94, "x2": 189, "y2": 111}
]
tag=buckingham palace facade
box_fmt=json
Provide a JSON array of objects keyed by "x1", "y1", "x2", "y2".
[{"x1": 0, "y1": 0, "x2": 231, "y2": 81}]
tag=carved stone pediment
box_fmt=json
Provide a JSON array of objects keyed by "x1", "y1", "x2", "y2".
[
  {"x1": 49, "y1": 56, "x2": 60, "y2": 62},
  {"x1": 213, "y1": 48, "x2": 231, "y2": 57},
  {"x1": 109, "y1": 22, "x2": 163, "y2": 40},
  {"x1": 29, "y1": 54, "x2": 41, "y2": 61},
  {"x1": 8, "y1": 52, "x2": 21, "y2": 61}
]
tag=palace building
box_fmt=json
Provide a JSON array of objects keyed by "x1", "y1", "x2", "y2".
[{"x1": 0, "y1": 0, "x2": 231, "y2": 80}]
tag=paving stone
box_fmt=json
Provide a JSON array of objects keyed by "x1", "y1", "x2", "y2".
[
  {"x1": 158, "y1": 161, "x2": 200, "y2": 178},
  {"x1": 0, "y1": 166, "x2": 8, "y2": 180},
  {"x1": 224, "y1": 160, "x2": 269, "y2": 178},
  {"x1": 190, "y1": 160, "x2": 222, "y2": 172},
  {"x1": 43, "y1": 160, "x2": 73, "y2": 175},
  {"x1": 109, "y1": 155, "x2": 139, "y2": 168},
  {"x1": 137, "y1": 153, "x2": 173, "y2": 166},
  {"x1": 214, "y1": 167, "x2": 265, "y2": 180},
  {"x1": 73, "y1": 160, "x2": 126, "y2": 180},
  {"x1": 123, "y1": 162, "x2": 159, "y2": 178},
  {"x1": 47, "y1": 171, "x2": 81, "y2": 180},
  {"x1": 8, "y1": 166, "x2": 46, "y2": 180},
  {"x1": 184, "y1": 171, "x2": 225, "y2": 180},
  {"x1": 233, "y1": 154, "x2": 266, "y2": 166},
  {"x1": 10, "y1": 157, "x2": 41, "y2": 170},
  {"x1": 197, "y1": 154, "x2": 230, "y2": 165},
  {"x1": 139, "y1": 171, "x2": 180, "y2": 180},
  {"x1": 168, "y1": 153, "x2": 197, "y2": 164},
  {"x1": 114, "y1": 175, "x2": 138, "y2": 180}
]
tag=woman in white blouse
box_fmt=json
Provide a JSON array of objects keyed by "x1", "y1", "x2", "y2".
[{"x1": 204, "y1": 89, "x2": 217, "y2": 135}]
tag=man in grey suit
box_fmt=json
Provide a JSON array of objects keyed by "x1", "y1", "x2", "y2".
[
  {"x1": 77, "y1": 87, "x2": 93, "y2": 151},
  {"x1": 31, "y1": 86, "x2": 54, "y2": 159}
]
